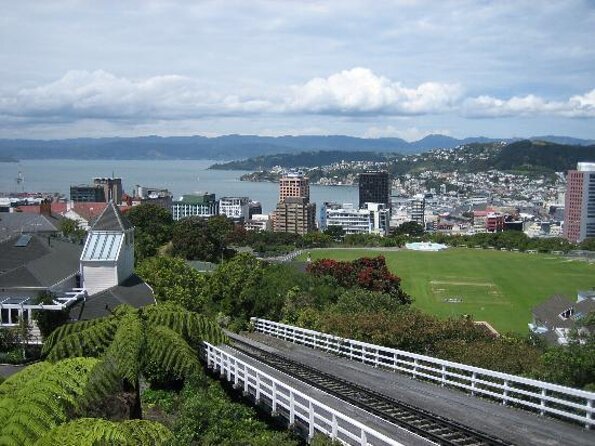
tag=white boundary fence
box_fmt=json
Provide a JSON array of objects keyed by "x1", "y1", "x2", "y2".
[
  {"x1": 251, "y1": 318, "x2": 595, "y2": 429},
  {"x1": 204, "y1": 342, "x2": 410, "y2": 446}
]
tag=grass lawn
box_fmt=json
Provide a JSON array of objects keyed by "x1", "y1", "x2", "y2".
[{"x1": 298, "y1": 248, "x2": 595, "y2": 334}]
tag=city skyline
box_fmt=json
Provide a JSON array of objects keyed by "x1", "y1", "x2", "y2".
[{"x1": 0, "y1": 0, "x2": 594, "y2": 140}]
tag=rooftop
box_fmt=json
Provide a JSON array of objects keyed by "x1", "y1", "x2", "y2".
[
  {"x1": 91, "y1": 201, "x2": 133, "y2": 231},
  {"x1": 69, "y1": 274, "x2": 155, "y2": 321},
  {"x1": 0, "y1": 235, "x2": 83, "y2": 289}
]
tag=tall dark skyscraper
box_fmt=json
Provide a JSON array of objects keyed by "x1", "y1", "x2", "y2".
[{"x1": 359, "y1": 171, "x2": 390, "y2": 209}]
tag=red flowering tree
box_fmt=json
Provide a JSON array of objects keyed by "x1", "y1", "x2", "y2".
[{"x1": 306, "y1": 256, "x2": 411, "y2": 305}]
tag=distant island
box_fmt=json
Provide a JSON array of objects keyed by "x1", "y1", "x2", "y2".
[
  {"x1": 0, "y1": 134, "x2": 593, "y2": 161},
  {"x1": 0, "y1": 156, "x2": 18, "y2": 162}
]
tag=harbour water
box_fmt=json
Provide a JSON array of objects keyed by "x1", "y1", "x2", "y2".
[{"x1": 0, "y1": 159, "x2": 358, "y2": 213}]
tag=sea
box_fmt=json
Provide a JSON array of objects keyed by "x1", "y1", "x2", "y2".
[{"x1": 0, "y1": 159, "x2": 358, "y2": 213}]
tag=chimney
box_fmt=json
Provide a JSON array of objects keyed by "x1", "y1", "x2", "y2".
[{"x1": 40, "y1": 199, "x2": 52, "y2": 218}]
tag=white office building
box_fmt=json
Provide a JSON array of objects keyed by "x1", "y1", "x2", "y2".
[
  {"x1": 321, "y1": 202, "x2": 390, "y2": 236},
  {"x1": 219, "y1": 196, "x2": 250, "y2": 221}
]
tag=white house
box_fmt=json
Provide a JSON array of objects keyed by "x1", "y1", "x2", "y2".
[{"x1": 80, "y1": 201, "x2": 135, "y2": 296}]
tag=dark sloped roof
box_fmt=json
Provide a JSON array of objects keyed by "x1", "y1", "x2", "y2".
[
  {"x1": 0, "y1": 213, "x2": 59, "y2": 242},
  {"x1": 91, "y1": 201, "x2": 133, "y2": 231},
  {"x1": 0, "y1": 235, "x2": 82, "y2": 288},
  {"x1": 69, "y1": 274, "x2": 155, "y2": 321},
  {"x1": 532, "y1": 295, "x2": 575, "y2": 329}
]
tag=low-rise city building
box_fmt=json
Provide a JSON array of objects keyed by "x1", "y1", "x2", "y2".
[{"x1": 172, "y1": 193, "x2": 218, "y2": 220}]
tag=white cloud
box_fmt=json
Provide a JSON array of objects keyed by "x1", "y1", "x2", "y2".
[
  {"x1": 0, "y1": 70, "x2": 273, "y2": 120},
  {"x1": 0, "y1": 69, "x2": 593, "y2": 125},
  {"x1": 462, "y1": 89, "x2": 595, "y2": 118},
  {"x1": 286, "y1": 68, "x2": 462, "y2": 115}
]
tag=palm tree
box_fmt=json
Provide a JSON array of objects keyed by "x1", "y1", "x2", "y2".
[{"x1": 42, "y1": 303, "x2": 227, "y2": 417}]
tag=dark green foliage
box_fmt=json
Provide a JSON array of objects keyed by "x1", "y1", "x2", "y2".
[
  {"x1": 392, "y1": 221, "x2": 424, "y2": 236},
  {"x1": 137, "y1": 256, "x2": 209, "y2": 312},
  {"x1": 541, "y1": 338, "x2": 595, "y2": 389},
  {"x1": 492, "y1": 140, "x2": 595, "y2": 173},
  {"x1": 172, "y1": 215, "x2": 234, "y2": 262},
  {"x1": 430, "y1": 231, "x2": 577, "y2": 252},
  {"x1": 330, "y1": 289, "x2": 404, "y2": 315},
  {"x1": 33, "y1": 418, "x2": 173, "y2": 445},
  {"x1": 203, "y1": 253, "x2": 266, "y2": 320},
  {"x1": 170, "y1": 374, "x2": 299, "y2": 446},
  {"x1": 33, "y1": 290, "x2": 70, "y2": 338},
  {"x1": 126, "y1": 204, "x2": 174, "y2": 261},
  {"x1": 580, "y1": 237, "x2": 595, "y2": 251}
]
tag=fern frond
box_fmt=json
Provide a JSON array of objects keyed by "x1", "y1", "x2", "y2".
[
  {"x1": 45, "y1": 317, "x2": 119, "y2": 361},
  {"x1": 0, "y1": 358, "x2": 102, "y2": 445},
  {"x1": 144, "y1": 304, "x2": 227, "y2": 345},
  {"x1": 144, "y1": 325, "x2": 200, "y2": 379},
  {"x1": 103, "y1": 312, "x2": 143, "y2": 385},
  {"x1": 42, "y1": 315, "x2": 114, "y2": 355},
  {"x1": 0, "y1": 362, "x2": 53, "y2": 398},
  {"x1": 32, "y1": 418, "x2": 172, "y2": 445}
]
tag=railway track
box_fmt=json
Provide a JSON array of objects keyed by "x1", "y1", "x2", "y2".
[{"x1": 229, "y1": 337, "x2": 513, "y2": 446}]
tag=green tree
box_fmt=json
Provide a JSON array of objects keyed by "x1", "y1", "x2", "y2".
[
  {"x1": 137, "y1": 256, "x2": 209, "y2": 312},
  {"x1": 58, "y1": 218, "x2": 85, "y2": 240},
  {"x1": 579, "y1": 237, "x2": 595, "y2": 251},
  {"x1": 126, "y1": 204, "x2": 174, "y2": 260},
  {"x1": 541, "y1": 338, "x2": 595, "y2": 389},
  {"x1": 33, "y1": 290, "x2": 70, "y2": 339},
  {"x1": 302, "y1": 231, "x2": 333, "y2": 248},
  {"x1": 203, "y1": 253, "x2": 266, "y2": 323},
  {"x1": 323, "y1": 225, "x2": 345, "y2": 241},
  {"x1": 172, "y1": 216, "x2": 234, "y2": 262},
  {"x1": 42, "y1": 304, "x2": 227, "y2": 415},
  {"x1": 392, "y1": 221, "x2": 424, "y2": 236}
]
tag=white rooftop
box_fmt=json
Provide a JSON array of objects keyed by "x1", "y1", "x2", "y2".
[{"x1": 577, "y1": 162, "x2": 595, "y2": 172}]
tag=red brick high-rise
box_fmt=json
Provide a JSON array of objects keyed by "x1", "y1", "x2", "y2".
[{"x1": 563, "y1": 162, "x2": 595, "y2": 243}]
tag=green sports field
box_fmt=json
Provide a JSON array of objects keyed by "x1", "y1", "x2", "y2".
[{"x1": 298, "y1": 248, "x2": 595, "y2": 334}]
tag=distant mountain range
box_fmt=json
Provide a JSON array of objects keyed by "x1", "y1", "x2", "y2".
[{"x1": 0, "y1": 134, "x2": 594, "y2": 161}]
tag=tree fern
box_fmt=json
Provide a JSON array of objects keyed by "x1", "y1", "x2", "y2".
[
  {"x1": 33, "y1": 418, "x2": 173, "y2": 446},
  {"x1": 144, "y1": 325, "x2": 201, "y2": 379},
  {"x1": 104, "y1": 312, "x2": 144, "y2": 384},
  {"x1": 0, "y1": 358, "x2": 116, "y2": 446},
  {"x1": 143, "y1": 303, "x2": 228, "y2": 345},
  {"x1": 43, "y1": 317, "x2": 119, "y2": 360}
]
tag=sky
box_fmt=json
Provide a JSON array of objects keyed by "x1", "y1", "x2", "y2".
[{"x1": 0, "y1": 0, "x2": 594, "y2": 140}]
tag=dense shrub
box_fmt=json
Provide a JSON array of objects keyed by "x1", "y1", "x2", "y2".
[{"x1": 306, "y1": 256, "x2": 411, "y2": 305}]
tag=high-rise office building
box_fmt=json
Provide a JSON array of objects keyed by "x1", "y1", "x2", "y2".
[
  {"x1": 410, "y1": 195, "x2": 425, "y2": 227},
  {"x1": 563, "y1": 162, "x2": 595, "y2": 243},
  {"x1": 359, "y1": 171, "x2": 390, "y2": 209},
  {"x1": 70, "y1": 184, "x2": 106, "y2": 202},
  {"x1": 279, "y1": 171, "x2": 310, "y2": 202},
  {"x1": 273, "y1": 197, "x2": 316, "y2": 235},
  {"x1": 274, "y1": 171, "x2": 316, "y2": 234},
  {"x1": 93, "y1": 177, "x2": 123, "y2": 204}
]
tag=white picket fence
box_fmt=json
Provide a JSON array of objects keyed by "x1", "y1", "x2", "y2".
[
  {"x1": 204, "y1": 342, "x2": 411, "y2": 446},
  {"x1": 251, "y1": 318, "x2": 595, "y2": 429}
]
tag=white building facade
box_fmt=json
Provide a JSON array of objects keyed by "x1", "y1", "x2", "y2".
[{"x1": 321, "y1": 202, "x2": 390, "y2": 236}]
